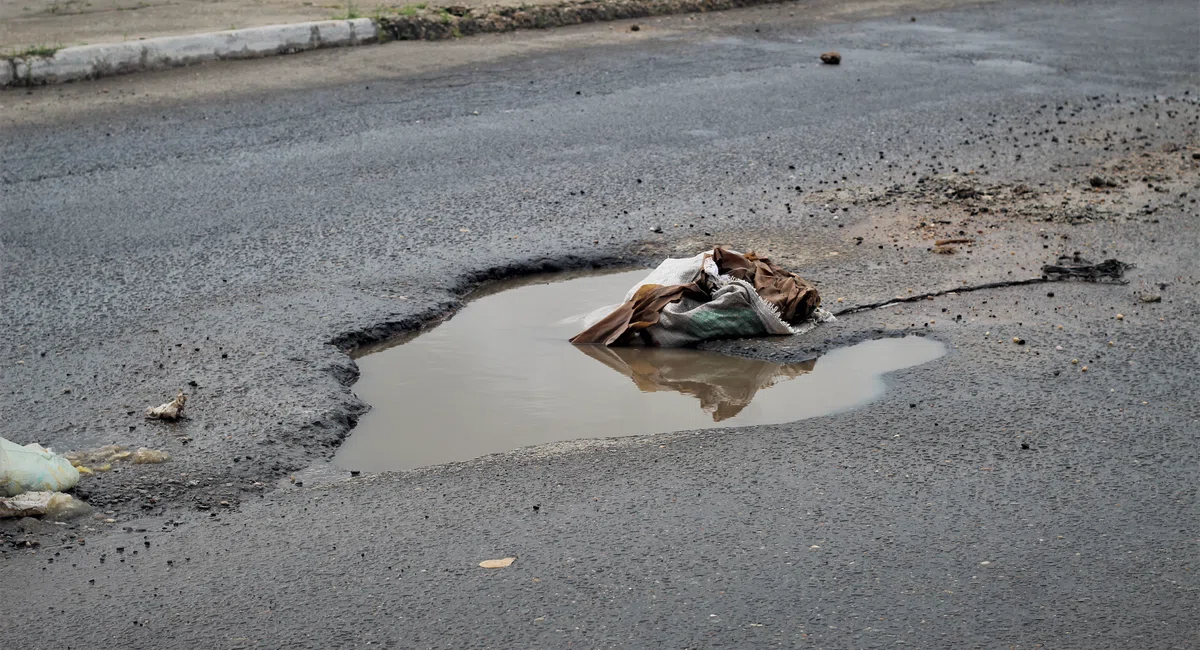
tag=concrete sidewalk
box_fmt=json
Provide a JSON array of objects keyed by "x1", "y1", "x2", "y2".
[{"x1": 2, "y1": 0, "x2": 518, "y2": 52}]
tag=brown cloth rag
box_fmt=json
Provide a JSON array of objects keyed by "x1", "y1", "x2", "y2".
[
  {"x1": 571, "y1": 247, "x2": 821, "y2": 346},
  {"x1": 570, "y1": 282, "x2": 710, "y2": 346},
  {"x1": 710, "y1": 248, "x2": 821, "y2": 325}
]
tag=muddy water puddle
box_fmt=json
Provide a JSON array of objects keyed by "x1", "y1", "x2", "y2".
[{"x1": 336, "y1": 270, "x2": 946, "y2": 472}]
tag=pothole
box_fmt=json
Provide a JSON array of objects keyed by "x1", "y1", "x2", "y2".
[{"x1": 336, "y1": 269, "x2": 946, "y2": 472}]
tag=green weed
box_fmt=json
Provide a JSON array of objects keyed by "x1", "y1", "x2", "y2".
[
  {"x1": 333, "y1": 1, "x2": 362, "y2": 19},
  {"x1": 11, "y1": 44, "x2": 60, "y2": 58}
]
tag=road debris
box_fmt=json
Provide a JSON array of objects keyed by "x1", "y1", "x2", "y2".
[
  {"x1": 479, "y1": 557, "x2": 517, "y2": 568},
  {"x1": 1042, "y1": 255, "x2": 1133, "y2": 283},
  {"x1": 571, "y1": 247, "x2": 831, "y2": 347},
  {"x1": 64, "y1": 445, "x2": 171, "y2": 472},
  {"x1": 132, "y1": 448, "x2": 171, "y2": 464},
  {"x1": 820, "y1": 51, "x2": 841, "y2": 65},
  {"x1": 1, "y1": 436, "x2": 81, "y2": 496},
  {"x1": 0, "y1": 491, "x2": 91, "y2": 520},
  {"x1": 146, "y1": 390, "x2": 187, "y2": 421},
  {"x1": 806, "y1": 144, "x2": 1196, "y2": 227}
]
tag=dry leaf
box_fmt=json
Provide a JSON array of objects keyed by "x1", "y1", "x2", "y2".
[{"x1": 479, "y1": 557, "x2": 516, "y2": 569}]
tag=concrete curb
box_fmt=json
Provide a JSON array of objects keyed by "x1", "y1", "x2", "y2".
[{"x1": 1, "y1": 18, "x2": 377, "y2": 87}]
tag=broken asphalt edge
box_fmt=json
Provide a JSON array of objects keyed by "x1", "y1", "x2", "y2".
[{"x1": 1, "y1": 0, "x2": 795, "y2": 88}]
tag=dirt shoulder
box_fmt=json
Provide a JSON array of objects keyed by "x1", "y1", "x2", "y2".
[
  {"x1": 4, "y1": 0, "x2": 794, "y2": 52},
  {"x1": 3, "y1": 0, "x2": 526, "y2": 51},
  {"x1": 4, "y1": 0, "x2": 335, "y2": 52}
]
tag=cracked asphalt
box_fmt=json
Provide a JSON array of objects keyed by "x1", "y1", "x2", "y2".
[{"x1": 1, "y1": 0, "x2": 1197, "y2": 647}]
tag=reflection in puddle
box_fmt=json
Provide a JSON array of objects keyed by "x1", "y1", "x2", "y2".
[
  {"x1": 336, "y1": 270, "x2": 946, "y2": 472},
  {"x1": 577, "y1": 346, "x2": 816, "y2": 422}
]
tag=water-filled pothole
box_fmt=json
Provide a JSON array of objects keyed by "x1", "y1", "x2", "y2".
[{"x1": 336, "y1": 270, "x2": 946, "y2": 472}]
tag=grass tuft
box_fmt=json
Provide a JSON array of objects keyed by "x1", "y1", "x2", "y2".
[
  {"x1": 10, "y1": 44, "x2": 60, "y2": 57},
  {"x1": 332, "y1": 1, "x2": 362, "y2": 19}
]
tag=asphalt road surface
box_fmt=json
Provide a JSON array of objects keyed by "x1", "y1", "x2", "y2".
[{"x1": 1, "y1": 0, "x2": 1197, "y2": 647}]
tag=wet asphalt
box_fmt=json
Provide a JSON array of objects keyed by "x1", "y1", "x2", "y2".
[{"x1": 1, "y1": 0, "x2": 1198, "y2": 647}]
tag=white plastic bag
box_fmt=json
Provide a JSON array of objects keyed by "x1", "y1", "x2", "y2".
[{"x1": 0, "y1": 436, "x2": 81, "y2": 496}]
